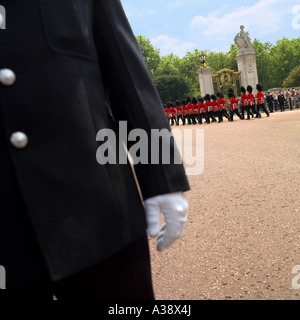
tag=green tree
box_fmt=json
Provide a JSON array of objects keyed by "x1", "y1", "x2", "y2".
[
  {"x1": 283, "y1": 65, "x2": 300, "y2": 87},
  {"x1": 153, "y1": 55, "x2": 191, "y2": 102},
  {"x1": 136, "y1": 35, "x2": 161, "y2": 75},
  {"x1": 153, "y1": 73, "x2": 190, "y2": 103}
]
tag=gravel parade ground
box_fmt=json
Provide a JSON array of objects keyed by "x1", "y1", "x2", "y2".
[{"x1": 149, "y1": 109, "x2": 300, "y2": 300}]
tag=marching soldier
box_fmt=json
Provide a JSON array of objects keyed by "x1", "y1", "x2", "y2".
[
  {"x1": 240, "y1": 86, "x2": 253, "y2": 120},
  {"x1": 247, "y1": 85, "x2": 260, "y2": 118},
  {"x1": 204, "y1": 94, "x2": 217, "y2": 123},
  {"x1": 256, "y1": 84, "x2": 270, "y2": 117},
  {"x1": 182, "y1": 99, "x2": 189, "y2": 125},
  {"x1": 175, "y1": 100, "x2": 184, "y2": 125},
  {"x1": 228, "y1": 90, "x2": 243, "y2": 121},
  {"x1": 197, "y1": 96, "x2": 207, "y2": 124},
  {"x1": 191, "y1": 97, "x2": 199, "y2": 124},
  {"x1": 217, "y1": 92, "x2": 230, "y2": 121},
  {"x1": 211, "y1": 94, "x2": 222, "y2": 123}
]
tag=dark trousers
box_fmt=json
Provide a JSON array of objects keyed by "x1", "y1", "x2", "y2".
[
  {"x1": 170, "y1": 116, "x2": 176, "y2": 126},
  {"x1": 208, "y1": 111, "x2": 216, "y2": 123},
  {"x1": 177, "y1": 115, "x2": 185, "y2": 125},
  {"x1": 279, "y1": 102, "x2": 285, "y2": 112},
  {"x1": 244, "y1": 106, "x2": 252, "y2": 120},
  {"x1": 230, "y1": 109, "x2": 243, "y2": 121},
  {"x1": 257, "y1": 103, "x2": 270, "y2": 117},
  {"x1": 1, "y1": 233, "x2": 155, "y2": 300},
  {"x1": 268, "y1": 102, "x2": 274, "y2": 113},
  {"x1": 240, "y1": 106, "x2": 246, "y2": 119},
  {"x1": 221, "y1": 109, "x2": 230, "y2": 120},
  {"x1": 198, "y1": 113, "x2": 206, "y2": 124},
  {"x1": 214, "y1": 111, "x2": 222, "y2": 122}
]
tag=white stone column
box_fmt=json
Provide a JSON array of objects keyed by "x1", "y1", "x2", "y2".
[
  {"x1": 236, "y1": 49, "x2": 259, "y2": 93},
  {"x1": 196, "y1": 67, "x2": 214, "y2": 96}
]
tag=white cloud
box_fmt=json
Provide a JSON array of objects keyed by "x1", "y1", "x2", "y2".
[
  {"x1": 151, "y1": 35, "x2": 197, "y2": 57},
  {"x1": 191, "y1": 0, "x2": 294, "y2": 37}
]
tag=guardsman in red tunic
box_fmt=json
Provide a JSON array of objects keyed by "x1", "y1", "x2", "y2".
[
  {"x1": 165, "y1": 102, "x2": 173, "y2": 126},
  {"x1": 240, "y1": 86, "x2": 247, "y2": 120},
  {"x1": 256, "y1": 84, "x2": 270, "y2": 118},
  {"x1": 197, "y1": 96, "x2": 207, "y2": 124},
  {"x1": 170, "y1": 102, "x2": 177, "y2": 126},
  {"x1": 182, "y1": 99, "x2": 189, "y2": 125},
  {"x1": 192, "y1": 97, "x2": 199, "y2": 124},
  {"x1": 175, "y1": 100, "x2": 184, "y2": 125},
  {"x1": 247, "y1": 85, "x2": 260, "y2": 118},
  {"x1": 228, "y1": 90, "x2": 243, "y2": 121},
  {"x1": 211, "y1": 94, "x2": 222, "y2": 123},
  {"x1": 186, "y1": 97, "x2": 193, "y2": 125},
  {"x1": 217, "y1": 92, "x2": 230, "y2": 121},
  {"x1": 240, "y1": 86, "x2": 252, "y2": 120},
  {"x1": 204, "y1": 94, "x2": 216, "y2": 124}
]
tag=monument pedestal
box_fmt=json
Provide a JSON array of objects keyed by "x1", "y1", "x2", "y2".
[
  {"x1": 236, "y1": 48, "x2": 259, "y2": 93},
  {"x1": 196, "y1": 67, "x2": 214, "y2": 96}
]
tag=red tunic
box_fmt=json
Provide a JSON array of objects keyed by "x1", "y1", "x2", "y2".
[
  {"x1": 205, "y1": 101, "x2": 213, "y2": 112},
  {"x1": 165, "y1": 108, "x2": 171, "y2": 118},
  {"x1": 193, "y1": 105, "x2": 199, "y2": 114},
  {"x1": 212, "y1": 100, "x2": 219, "y2": 111},
  {"x1": 247, "y1": 93, "x2": 255, "y2": 106},
  {"x1": 230, "y1": 98, "x2": 238, "y2": 110},
  {"x1": 187, "y1": 103, "x2": 193, "y2": 115},
  {"x1": 170, "y1": 107, "x2": 177, "y2": 117},
  {"x1": 176, "y1": 106, "x2": 183, "y2": 116},
  {"x1": 198, "y1": 102, "x2": 206, "y2": 113},
  {"x1": 183, "y1": 105, "x2": 189, "y2": 115},
  {"x1": 217, "y1": 98, "x2": 227, "y2": 110},
  {"x1": 256, "y1": 92, "x2": 265, "y2": 105},
  {"x1": 241, "y1": 93, "x2": 248, "y2": 107}
]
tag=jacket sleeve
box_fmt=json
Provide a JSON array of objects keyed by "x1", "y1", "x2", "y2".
[{"x1": 92, "y1": 0, "x2": 190, "y2": 200}]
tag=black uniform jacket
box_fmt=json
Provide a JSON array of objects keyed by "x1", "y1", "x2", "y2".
[{"x1": 0, "y1": 0, "x2": 189, "y2": 287}]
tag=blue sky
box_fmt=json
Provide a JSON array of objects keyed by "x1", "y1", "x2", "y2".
[{"x1": 122, "y1": 0, "x2": 300, "y2": 57}]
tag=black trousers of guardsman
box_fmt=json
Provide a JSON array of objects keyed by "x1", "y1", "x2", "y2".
[{"x1": 257, "y1": 103, "x2": 270, "y2": 117}]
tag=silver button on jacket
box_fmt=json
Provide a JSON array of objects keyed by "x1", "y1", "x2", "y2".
[
  {"x1": 0, "y1": 69, "x2": 16, "y2": 86},
  {"x1": 10, "y1": 132, "x2": 29, "y2": 149}
]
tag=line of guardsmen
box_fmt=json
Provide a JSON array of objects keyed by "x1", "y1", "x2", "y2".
[{"x1": 164, "y1": 84, "x2": 274, "y2": 126}]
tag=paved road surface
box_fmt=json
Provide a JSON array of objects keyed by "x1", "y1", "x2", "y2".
[{"x1": 149, "y1": 109, "x2": 300, "y2": 300}]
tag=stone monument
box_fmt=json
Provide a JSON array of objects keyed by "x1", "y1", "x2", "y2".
[
  {"x1": 196, "y1": 51, "x2": 214, "y2": 95},
  {"x1": 234, "y1": 26, "x2": 259, "y2": 93}
]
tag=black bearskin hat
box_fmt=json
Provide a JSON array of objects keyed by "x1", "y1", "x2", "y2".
[
  {"x1": 228, "y1": 91, "x2": 235, "y2": 98},
  {"x1": 175, "y1": 100, "x2": 181, "y2": 106},
  {"x1": 197, "y1": 96, "x2": 204, "y2": 103},
  {"x1": 256, "y1": 84, "x2": 263, "y2": 92},
  {"x1": 241, "y1": 86, "x2": 246, "y2": 94},
  {"x1": 211, "y1": 94, "x2": 217, "y2": 101},
  {"x1": 182, "y1": 99, "x2": 186, "y2": 106},
  {"x1": 247, "y1": 85, "x2": 253, "y2": 93},
  {"x1": 204, "y1": 94, "x2": 211, "y2": 101},
  {"x1": 192, "y1": 97, "x2": 198, "y2": 104},
  {"x1": 228, "y1": 88, "x2": 235, "y2": 98},
  {"x1": 186, "y1": 97, "x2": 191, "y2": 103},
  {"x1": 166, "y1": 102, "x2": 171, "y2": 108},
  {"x1": 216, "y1": 92, "x2": 222, "y2": 98}
]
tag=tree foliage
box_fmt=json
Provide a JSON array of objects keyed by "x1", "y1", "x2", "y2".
[
  {"x1": 283, "y1": 66, "x2": 300, "y2": 88},
  {"x1": 136, "y1": 35, "x2": 300, "y2": 103}
]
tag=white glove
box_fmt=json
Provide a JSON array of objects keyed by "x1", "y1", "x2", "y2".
[{"x1": 144, "y1": 192, "x2": 188, "y2": 251}]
